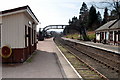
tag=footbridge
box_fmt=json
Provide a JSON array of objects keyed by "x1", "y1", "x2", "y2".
[
  {"x1": 43, "y1": 25, "x2": 67, "y2": 31},
  {"x1": 42, "y1": 25, "x2": 68, "y2": 37}
]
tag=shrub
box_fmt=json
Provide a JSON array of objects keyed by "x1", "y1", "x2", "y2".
[{"x1": 87, "y1": 33, "x2": 95, "y2": 40}]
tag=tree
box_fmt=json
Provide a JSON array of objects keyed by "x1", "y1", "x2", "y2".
[
  {"x1": 97, "y1": 11, "x2": 102, "y2": 27},
  {"x1": 64, "y1": 2, "x2": 89, "y2": 41},
  {"x1": 97, "y1": 11, "x2": 102, "y2": 23},
  {"x1": 66, "y1": 16, "x2": 89, "y2": 40},
  {"x1": 111, "y1": 9, "x2": 117, "y2": 16},
  {"x1": 110, "y1": 9, "x2": 118, "y2": 19},
  {"x1": 79, "y1": 2, "x2": 89, "y2": 29},
  {"x1": 88, "y1": 5, "x2": 98, "y2": 30},
  {"x1": 110, "y1": 1, "x2": 120, "y2": 20},
  {"x1": 80, "y1": 2, "x2": 88, "y2": 15},
  {"x1": 102, "y1": 7, "x2": 109, "y2": 24},
  {"x1": 69, "y1": 16, "x2": 79, "y2": 31},
  {"x1": 110, "y1": 0, "x2": 120, "y2": 19},
  {"x1": 68, "y1": 19, "x2": 72, "y2": 25},
  {"x1": 95, "y1": 0, "x2": 120, "y2": 19},
  {"x1": 116, "y1": 1, "x2": 120, "y2": 18},
  {"x1": 78, "y1": 2, "x2": 89, "y2": 40}
]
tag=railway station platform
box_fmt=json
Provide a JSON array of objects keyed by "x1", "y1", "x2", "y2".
[
  {"x1": 2, "y1": 38, "x2": 81, "y2": 79},
  {"x1": 62, "y1": 37, "x2": 120, "y2": 54}
]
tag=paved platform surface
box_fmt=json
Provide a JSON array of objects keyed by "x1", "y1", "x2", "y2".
[
  {"x1": 62, "y1": 37, "x2": 120, "y2": 54},
  {"x1": 2, "y1": 38, "x2": 79, "y2": 78}
]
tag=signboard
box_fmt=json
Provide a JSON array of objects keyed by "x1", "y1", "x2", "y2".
[{"x1": 1, "y1": 46, "x2": 12, "y2": 58}]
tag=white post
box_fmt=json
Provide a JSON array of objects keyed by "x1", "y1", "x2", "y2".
[
  {"x1": 113, "y1": 31, "x2": 114, "y2": 42},
  {"x1": 106, "y1": 32, "x2": 109, "y2": 40},
  {"x1": 104, "y1": 32, "x2": 106, "y2": 40}
]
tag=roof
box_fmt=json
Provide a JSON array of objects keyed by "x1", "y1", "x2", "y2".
[
  {"x1": 95, "y1": 19, "x2": 120, "y2": 31},
  {"x1": 1, "y1": 5, "x2": 39, "y2": 23}
]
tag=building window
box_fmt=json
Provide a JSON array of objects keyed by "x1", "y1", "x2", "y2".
[
  {"x1": 118, "y1": 31, "x2": 120, "y2": 41},
  {"x1": 109, "y1": 31, "x2": 113, "y2": 41},
  {"x1": 25, "y1": 25, "x2": 27, "y2": 47}
]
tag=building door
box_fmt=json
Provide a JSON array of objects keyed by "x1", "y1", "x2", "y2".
[
  {"x1": 28, "y1": 27, "x2": 31, "y2": 55},
  {"x1": 109, "y1": 31, "x2": 113, "y2": 41},
  {"x1": 34, "y1": 30, "x2": 36, "y2": 50},
  {"x1": 0, "y1": 24, "x2": 1, "y2": 47}
]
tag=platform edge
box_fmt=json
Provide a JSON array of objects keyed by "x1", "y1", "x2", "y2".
[{"x1": 54, "y1": 41, "x2": 83, "y2": 80}]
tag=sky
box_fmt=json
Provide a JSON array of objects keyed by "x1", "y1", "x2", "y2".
[{"x1": 0, "y1": 0, "x2": 109, "y2": 32}]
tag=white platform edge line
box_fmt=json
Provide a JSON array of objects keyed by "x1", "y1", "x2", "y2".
[{"x1": 54, "y1": 42, "x2": 83, "y2": 80}]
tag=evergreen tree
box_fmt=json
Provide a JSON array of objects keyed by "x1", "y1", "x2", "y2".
[
  {"x1": 80, "y1": 2, "x2": 88, "y2": 15},
  {"x1": 79, "y1": 2, "x2": 89, "y2": 24},
  {"x1": 79, "y1": 2, "x2": 89, "y2": 29},
  {"x1": 79, "y1": 2, "x2": 89, "y2": 40},
  {"x1": 72, "y1": 16, "x2": 78, "y2": 23},
  {"x1": 68, "y1": 19, "x2": 72, "y2": 25},
  {"x1": 97, "y1": 11, "x2": 102, "y2": 26},
  {"x1": 64, "y1": 2, "x2": 90, "y2": 40},
  {"x1": 97, "y1": 11, "x2": 102, "y2": 22},
  {"x1": 102, "y1": 7, "x2": 109, "y2": 24},
  {"x1": 88, "y1": 5, "x2": 97, "y2": 30}
]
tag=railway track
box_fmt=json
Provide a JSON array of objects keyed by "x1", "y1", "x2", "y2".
[
  {"x1": 54, "y1": 37, "x2": 120, "y2": 80},
  {"x1": 64, "y1": 40, "x2": 120, "y2": 73}
]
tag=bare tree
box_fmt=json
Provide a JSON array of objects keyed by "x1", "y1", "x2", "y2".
[{"x1": 94, "y1": 0, "x2": 120, "y2": 19}]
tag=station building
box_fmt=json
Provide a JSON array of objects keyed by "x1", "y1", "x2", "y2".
[
  {"x1": 0, "y1": 5, "x2": 39, "y2": 63},
  {"x1": 95, "y1": 19, "x2": 120, "y2": 45}
]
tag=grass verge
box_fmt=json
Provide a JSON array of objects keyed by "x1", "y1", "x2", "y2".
[{"x1": 57, "y1": 44, "x2": 104, "y2": 80}]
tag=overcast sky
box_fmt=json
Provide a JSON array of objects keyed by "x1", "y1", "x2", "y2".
[{"x1": 0, "y1": 0, "x2": 107, "y2": 31}]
